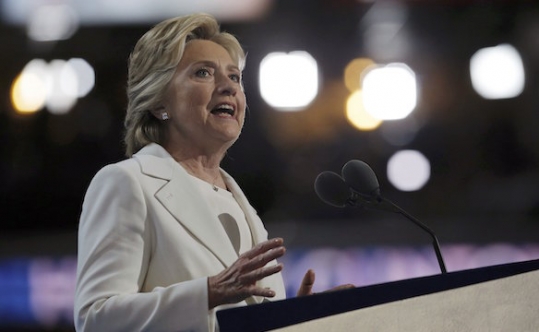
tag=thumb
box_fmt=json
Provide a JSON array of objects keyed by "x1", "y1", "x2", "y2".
[{"x1": 297, "y1": 269, "x2": 315, "y2": 296}]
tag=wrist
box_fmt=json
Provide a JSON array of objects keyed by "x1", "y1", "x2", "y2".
[{"x1": 207, "y1": 276, "x2": 221, "y2": 309}]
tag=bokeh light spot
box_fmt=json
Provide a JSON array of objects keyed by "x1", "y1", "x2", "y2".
[
  {"x1": 67, "y1": 58, "x2": 95, "y2": 97},
  {"x1": 470, "y1": 44, "x2": 525, "y2": 99},
  {"x1": 10, "y1": 59, "x2": 49, "y2": 114},
  {"x1": 27, "y1": 4, "x2": 79, "y2": 41},
  {"x1": 346, "y1": 90, "x2": 382, "y2": 131},
  {"x1": 387, "y1": 150, "x2": 430, "y2": 191},
  {"x1": 344, "y1": 57, "x2": 376, "y2": 92},
  {"x1": 259, "y1": 51, "x2": 319, "y2": 111},
  {"x1": 46, "y1": 60, "x2": 78, "y2": 115},
  {"x1": 362, "y1": 63, "x2": 417, "y2": 120}
]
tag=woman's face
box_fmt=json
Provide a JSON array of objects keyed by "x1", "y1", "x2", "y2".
[{"x1": 160, "y1": 39, "x2": 246, "y2": 152}]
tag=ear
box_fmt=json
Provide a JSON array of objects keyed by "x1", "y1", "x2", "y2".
[{"x1": 149, "y1": 106, "x2": 166, "y2": 120}]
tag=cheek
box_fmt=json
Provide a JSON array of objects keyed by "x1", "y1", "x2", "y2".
[
  {"x1": 239, "y1": 109, "x2": 246, "y2": 124},
  {"x1": 239, "y1": 96, "x2": 247, "y2": 124},
  {"x1": 174, "y1": 82, "x2": 211, "y2": 108},
  {"x1": 238, "y1": 91, "x2": 247, "y2": 109}
]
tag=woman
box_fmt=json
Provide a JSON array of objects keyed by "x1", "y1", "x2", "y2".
[{"x1": 74, "y1": 13, "x2": 319, "y2": 332}]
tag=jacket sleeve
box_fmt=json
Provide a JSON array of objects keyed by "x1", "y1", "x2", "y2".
[{"x1": 74, "y1": 164, "x2": 214, "y2": 332}]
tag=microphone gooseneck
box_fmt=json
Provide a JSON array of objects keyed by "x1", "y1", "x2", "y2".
[
  {"x1": 314, "y1": 160, "x2": 447, "y2": 274},
  {"x1": 373, "y1": 196, "x2": 447, "y2": 274}
]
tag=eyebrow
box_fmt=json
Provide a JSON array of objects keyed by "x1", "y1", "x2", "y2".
[{"x1": 192, "y1": 60, "x2": 241, "y2": 72}]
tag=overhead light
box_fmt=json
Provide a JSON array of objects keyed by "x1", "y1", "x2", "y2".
[
  {"x1": 362, "y1": 63, "x2": 417, "y2": 120},
  {"x1": 11, "y1": 58, "x2": 96, "y2": 115},
  {"x1": 387, "y1": 150, "x2": 430, "y2": 192},
  {"x1": 27, "y1": 4, "x2": 79, "y2": 41},
  {"x1": 2, "y1": 0, "x2": 273, "y2": 25},
  {"x1": 259, "y1": 51, "x2": 319, "y2": 111},
  {"x1": 470, "y1": 44, "x2": 525, "y2": 99}
]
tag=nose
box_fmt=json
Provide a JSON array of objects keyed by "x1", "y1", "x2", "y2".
[{"x1": 216, "y1": 73, "x2": 237, "y2": 96}]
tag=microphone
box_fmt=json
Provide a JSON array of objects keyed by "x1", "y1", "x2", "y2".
[
  {"x1": 314, "y1": 160, "x2": 447, "y2": 274},
  {"x1": 314, "y1": 171, "x2": 355, "y2": 208},
  {"x1": 342, "y1": 160, "x2": 380, "y2": 199}
]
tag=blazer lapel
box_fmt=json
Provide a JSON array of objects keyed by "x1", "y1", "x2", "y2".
[{"x1": 134, "y1": 144, "x2": 238, "y2": 269}]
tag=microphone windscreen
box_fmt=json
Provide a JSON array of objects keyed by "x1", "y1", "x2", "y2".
[
  {"x1": 314, "y1": 171, "x2": 351, "y2": 208},
  {"x1": 341, "y1": 160, "x2": 380, "y2": 195}
]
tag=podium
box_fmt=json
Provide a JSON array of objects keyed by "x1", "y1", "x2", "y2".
[{"x1": 217, "y1": 259, "x2": 539, "y2": 331}]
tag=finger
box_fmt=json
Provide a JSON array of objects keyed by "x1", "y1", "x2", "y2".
[
  {"x1": 243, "y1": 246, "x2": 285, "y2": 272},
  {"x1": 239, "y1": 263, "x2": 283, "y2": 285},
  {"x1": 325, "y1": 284, "x2": 355, "y2": 292},
  {"x1": 250, "y1": 287, "x2": 277, "y2": 298},
  {"x1": 242, "y1": 238, "x2": 284, "y2": 260},
  {"x1": 297, "y1": 269, "x2": 315, "y2": 296}
]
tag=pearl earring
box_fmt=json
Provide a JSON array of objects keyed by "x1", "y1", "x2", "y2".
[{"x1": 161, "y1": 112, "x2": 169, "y2": 120}]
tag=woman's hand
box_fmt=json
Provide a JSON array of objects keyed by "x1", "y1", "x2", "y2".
[
  {"x1": 207, "y1": 238, "x2": 285, "y2": 309},
  {"x1": 296, "y1": 269, "x2": 316, "y2": 296},
  {"x1": 297, "y1": 269, "x2": 355, "y2": 297}
]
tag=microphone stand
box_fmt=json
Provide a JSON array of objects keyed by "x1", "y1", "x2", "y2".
[{"x1": 350, "y1": 192, "x2": 447, "y2": 274}]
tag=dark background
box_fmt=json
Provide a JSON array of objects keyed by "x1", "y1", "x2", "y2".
[{"x1": 2, "y1": 0, "x2": 539, "y2": 256}]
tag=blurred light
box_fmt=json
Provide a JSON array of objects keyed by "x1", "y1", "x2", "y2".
[
  {"x1": 2, "y1": 0, "x2": 273, "y2": 25},
  {"x1": 362, "y1": 1, "x2": 407, "y2": 28},
  {"x1": 387, "y1": 149, "x2": 430, "y2": 191},
  {"x1": 46, "y1": 60, "x2": 78, "y2": 115},
  {"x1": 361, "y1": 1, "x2": 409, "y2": 60},
  {"x1": 470, "y1": 44, "x2": 525, "y2": 99},
  {"x1": 67, "y1": 58, "x2": 95, "y2": 97},
  {"x1": 346, "y1": 90, "x2": 382, "y2": 131},
  {"x1": 259, "y1": 51, "x2": 319, "y2": 111},
  {"x1": 11, "y1": 59, "x2": 90, "y2": 116},
  {"x1": 28, "y1": 258, "x2": 76, "y2": 327},
  {"x1": 10, "y1": 59, "x2": 49, "y2": 114},
  {"x1": 362, "y1": 63, "x2": 417, "y2": 120},
  {"x1": 27, "y1": 4, "x2": 79, "y2": 41},
  {"x1": 11, "y1": 73, "x2": 46, "y2": 114},
  {"x1": 343, "y1": 57, "x2": 375, "y2": 92}
]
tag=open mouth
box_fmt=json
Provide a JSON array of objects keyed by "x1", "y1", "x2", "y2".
[{"x1": 210, "y1": 103, "x2": 235, "y2": 117}]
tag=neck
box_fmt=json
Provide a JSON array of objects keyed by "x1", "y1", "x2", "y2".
[
  {"x1": 168, "y1": 150, "x2": 227, "y2": 191},
  {"x1": 161, "y1": 136, "x2": 231, "y2": 190},
  {"x1": 163, "y1": 134, "x2": 231, "y2": 167}
]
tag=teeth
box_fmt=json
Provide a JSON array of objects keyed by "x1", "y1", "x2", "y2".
[
  {"x1": 215, "y1": 104, "x2": 234, "y2": 110},
  {"x1": 211, "y1": 103, "x2": 235, "y2": 116}
]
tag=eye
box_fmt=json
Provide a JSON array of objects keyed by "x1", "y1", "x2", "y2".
[
  {"x1": 229, "y1": 73, "x2": 241, "y2": 83},
  {"x1": 195, "y1": 68, "x2": 212, "y2": 78}
]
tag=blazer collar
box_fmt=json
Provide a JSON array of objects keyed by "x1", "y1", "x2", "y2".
[{"x1": 134, "y1": 143, "x2": 175, "y2": 180}]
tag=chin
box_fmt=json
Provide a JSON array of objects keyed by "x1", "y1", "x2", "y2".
[{"x1": 223, "y1": 134, "x2": 241, "y2": 147}]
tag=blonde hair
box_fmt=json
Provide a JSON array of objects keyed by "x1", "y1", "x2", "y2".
[{"x1": 124, "y1": 13, "x2": 245, "y2": 157}]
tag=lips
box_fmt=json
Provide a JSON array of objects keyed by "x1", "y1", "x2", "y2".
[{"x1": 210, "y1": 103, "x2": 235, "y2": 117}]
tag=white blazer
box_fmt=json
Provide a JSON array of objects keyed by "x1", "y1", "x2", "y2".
[{"x1": 74, "y1": 143, "x2": 286, "y2": 332}]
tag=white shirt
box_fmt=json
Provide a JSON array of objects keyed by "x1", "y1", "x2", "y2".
[{"x1": 189, "y1": 174, "x2": 254, "y2": 255}]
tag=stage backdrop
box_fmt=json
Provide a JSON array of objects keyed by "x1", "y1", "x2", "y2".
[{"x1": 1, "y1": 243, "x2": 538, "y2": 329}]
